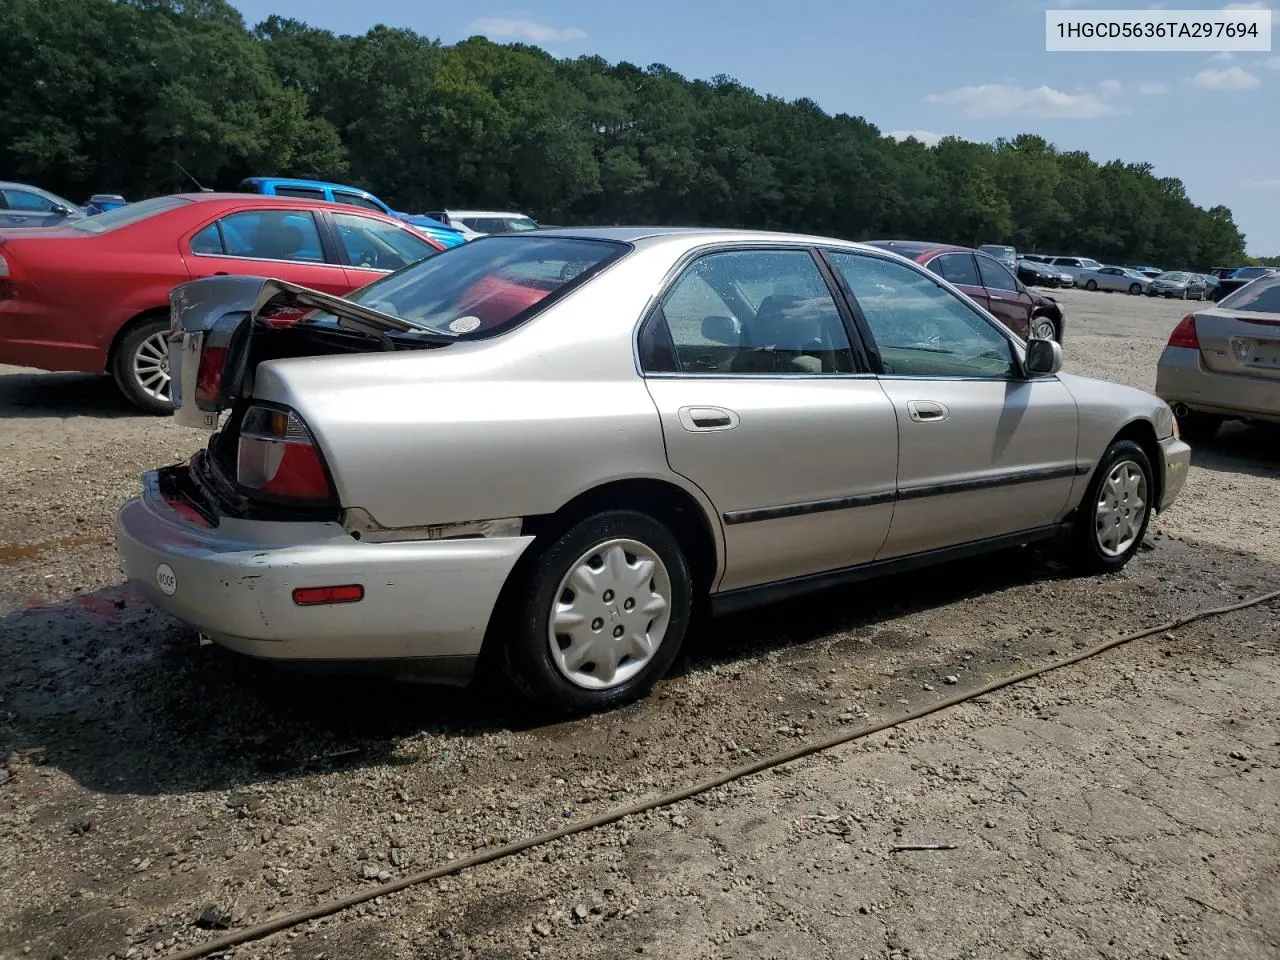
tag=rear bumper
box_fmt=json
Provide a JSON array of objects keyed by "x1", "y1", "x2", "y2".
[
  {"x1": 1157, "y1": 436, "x2": 1191, "y2": 513},
  {"x1": 116, "y1": 470, "x2": 534, "y2": 670},
  {"x1": 1156, "y1": 346, "x2": 1280, "y2": 422}
]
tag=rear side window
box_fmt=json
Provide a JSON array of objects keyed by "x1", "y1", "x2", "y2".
[
  {"x1": 931, "y1": 253, "x2": 980, "y2": 287},
  {"x1": 190, "y1": 223, "x2": 223, "y2": 255},
  {"x1": 1219, "y1": 277, "x2": 1280, "y2": 314},
  {"x1": 313, "y1": 235, "x2": 628, "y2": 337},
  {"x1": 218, "y1": 210, "x2": 326, "y2": 263},
  {"x1": 333, "y1": 192, "x2": 387, "y2": 213},
  {"x1": 274, "y1": 187, "x2": 326, "y2": 201},
  {"x1": 69, "y1": 195, "x2": 192, "y2": 233}
]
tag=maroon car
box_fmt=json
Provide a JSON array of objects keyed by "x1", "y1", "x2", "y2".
[{"x1": 866, "y1": 240, "x2": 1065, "y2": 343}]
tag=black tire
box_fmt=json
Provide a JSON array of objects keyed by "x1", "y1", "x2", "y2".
[
  {"x1": 1129, "y1": 283, "x2": 1142, "y2": 295},
  {"x1": 1030, "y1": 314, "x2": 1059, "y2": 342},
  {"x1": 499, "y1": 510, "x2": 692, "y2": 716},
  {"x1": 1085, "y1": 279, "x2": 1098, "y2": 292},
  {"x1": 1067, "y1": 439, "x2": 1155, "y2": 575},
  {"x1": 111, "y1": 317, "x2": 173, "y2": 415},
  {"x1": 1176, "y1": 410, "x2": 1222, "y2": 444}
]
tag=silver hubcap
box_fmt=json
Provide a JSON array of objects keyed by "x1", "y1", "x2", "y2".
[
  {"x1": 133, "y1": 332, "x2": 171, "y2": 402},
  {"x1": 1032, "y1": 319, "x2": 1056, "y2": 340},
  {"x1": 548, "y1": 538, "x2": 671, "y2": 690},
  {"x1": 1095, "y1": 460, "x2": 1147, "y2": 557}
]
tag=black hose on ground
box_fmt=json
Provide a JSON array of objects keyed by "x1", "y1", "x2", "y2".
[{"x1": 162, "y1": 587, "x2": 1280, "y2": 960}]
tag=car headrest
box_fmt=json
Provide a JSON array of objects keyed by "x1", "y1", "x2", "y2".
[{"x1": 701, "y1": 314, "x2": 741, "y2": 344}]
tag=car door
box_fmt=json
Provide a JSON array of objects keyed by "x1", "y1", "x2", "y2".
[
  {"x1": 976, "y1": 253, "x2": 1034, "y2": 339},
  {"x1": 824, "y1": 249, "x2": 1079, "y2": 560},
  {"x1": 927, "y1": 252, "x2": 990, "y2": 313},
  {"x1": 182, "y1": 207, "x2": 354, "y2": 296},
  {"x1": 640, "y1": 246, "x2": 899, "y2": 592},
  {"x1": 1, "y1": 187, "x2": 63, "y2": 227},
  {"x1": 326, "y1": 211, "x2": 443, "y2": 289}
]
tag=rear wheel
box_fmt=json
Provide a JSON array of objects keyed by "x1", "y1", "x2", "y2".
[
  {"x1": 1068, "y1": 440, "x2": 1153, "y2": 574},
  {"x1": 111, "y1": 317, "x2": 173, "y2": 415},
  {"x1": 1085, "y1": 279, "x2": 1098, "y2": 292},
  {"x1": 1177, "y1": 410, "x2": 1222, "y2": 444},
  {"x1": 499, "y1": 510, "x2": 692, "y2": 716}
]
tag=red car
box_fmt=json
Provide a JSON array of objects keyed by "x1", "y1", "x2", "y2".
[
  {"x1": 865, "y1": 240, "x2": 1066, "y2": 344},
  {"x1": 0, "y1": 193, "x2": 446, "y2": 412}
]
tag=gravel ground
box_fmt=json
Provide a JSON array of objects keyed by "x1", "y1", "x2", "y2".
[{"x1": 1, "y1": 287, "x2": 1278, "y2": 960}]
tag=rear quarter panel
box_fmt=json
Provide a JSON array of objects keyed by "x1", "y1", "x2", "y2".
[{"x1": 250, "y1": 243, "x2": 717, "y2": 532}]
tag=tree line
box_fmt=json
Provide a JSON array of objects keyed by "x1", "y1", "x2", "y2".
[{"x1": 1, "y1": 0, "x2": 1255, "y2": 268}]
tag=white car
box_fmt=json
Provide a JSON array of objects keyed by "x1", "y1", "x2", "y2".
[
  {"x1": 425, "y1": 209, "x2": 541, "y2": 241},
  {"x1": 1045, "y1": 256, "x2": 1104, "y2": 282}
]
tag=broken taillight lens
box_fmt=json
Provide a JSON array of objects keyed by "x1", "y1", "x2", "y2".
[
  {"x1": 236, "y1": 405, "x2": 336, "y2": 505},
  {"x1": 194, "y1": 344, "x2": 228, "y2": 407}
]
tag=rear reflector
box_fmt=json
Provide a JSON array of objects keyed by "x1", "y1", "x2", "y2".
[
  {"x1": 1168, "y1": 314, "x2": 1199, "y2": 350},
  {"x1": 292, "y1": 584, "x2": 364, "y2": 606}
]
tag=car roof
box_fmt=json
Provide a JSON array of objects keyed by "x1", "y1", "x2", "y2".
[
  {"x1": 169, "y1": 193, "x2": 404, "y2": 220},
  {"x1": 241, "y1": 177, "x2": 379, "y2": 198},
  {"x1": 445, "y1": 210, "x2": 537, "y2": 219},
  {"x1": 517, "y1": 225, "x2": 885, "y2": 250}
]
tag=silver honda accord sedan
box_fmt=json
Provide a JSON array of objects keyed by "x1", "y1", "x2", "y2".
[{"x1": 116, "y1": 228, "x2": 1191, "y2": 714}]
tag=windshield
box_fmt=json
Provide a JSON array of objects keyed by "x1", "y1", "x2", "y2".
[
  {"x1": 1158, "y1": 272, "x2": 1190, "y2": 282},
  {"x1": 1079, "y1": 258, "x2": 1101, "y2": 269},
  {"x1": 1218, "y1": 277, "x2": 1280, "y2": 314},
  {"x1": 307, "y1": 235, "x2": 628, "y2": 337},
  {"x1": 69, "y1": 195, "x2": 191, "y2": 233}
]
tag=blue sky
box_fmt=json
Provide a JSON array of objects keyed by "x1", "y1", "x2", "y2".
[{"x1": 229, "y1": 0, "x2": 1280, "y2": 254}]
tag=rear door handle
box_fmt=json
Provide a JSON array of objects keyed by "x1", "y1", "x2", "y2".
[
  {"x1": 678, "y1": 406, "x2": 740, "y2": 432},
  {"x1": 906, "y1": 400, "x2": 950, "y2": 423}
]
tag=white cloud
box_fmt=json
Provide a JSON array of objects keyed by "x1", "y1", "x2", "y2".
[
  {"x1": 1241, "y1": 177, "x2": 1280, "y2": 190},
  {"x1": 1138, "y1": 81, "x2": 1170, "y2": 94},
  {"x1": 883, "y1": 130, "x2": 946, "y2": 147},
  {"x1": 1208, "y1": 50, "x2": 1235, "y2": 61},
  {"x1": 1188, "y1": 65, "x2": 1262, "y2": 89},
  {"x1": 925, "y1": 81, "x2": 1121, "y2": 119},
  {"x1": 466, "y1": 17, "x2": 587, "y2": 44}
]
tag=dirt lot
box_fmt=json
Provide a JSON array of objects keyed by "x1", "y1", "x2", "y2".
[{"x1": 1, "y1": 287, "x2": 1278, "y2": 960}]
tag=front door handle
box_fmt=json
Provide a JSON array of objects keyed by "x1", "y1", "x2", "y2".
[
  {"x1": 678, "y1": 405, "x2": 740, "y2": 432},
  {"x1": 906, "y1": 400, "x2": 950, "y2": 423}
]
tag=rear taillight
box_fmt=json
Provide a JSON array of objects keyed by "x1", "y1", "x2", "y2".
[
  {"x1": 1168, "y1": 314, "x2": 1199, "y2": 349},
  {"x1": 236, "y1": 405, "x2": 336, "y2": 505},
  {"x1": 0, "y1": 252, "x2": 12, "y2": 299},
  {"x1": 194, "y1": 344, "x2": 228, "y2": 406}
]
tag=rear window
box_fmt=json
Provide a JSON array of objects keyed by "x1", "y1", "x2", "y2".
[
  {"x1": 69, "y1": 195, "x2": 191, "y2": 233},
  {"x1": 310, "y1": 235, "x2": 629, "y2": 337},
  {"x1": 1218, "y1": 277, "x2": 1280, "y2": 314}
]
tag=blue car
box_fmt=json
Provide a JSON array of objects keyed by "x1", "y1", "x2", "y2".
[
  {"x1": 84, "y1": 193, "x2": 128, "y2": 216},
  {"x1": 238, "y1": 178, "x2": 466, "y2": 248}
]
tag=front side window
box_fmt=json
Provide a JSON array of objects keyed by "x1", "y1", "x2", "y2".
[
  {"x1": 655, "y1": 249, "x2": 855, "y2": 375},
  {"x1": 3, "y1": 189, "x2": 55, "y2": 212},
  {"x1": 218, "y1": 210, "x2": 325, "y2": 263},
  {"x1": 333, "y1": 192, "x2": 387, "y2": 213},
  {"x1": 309, "y1": 235, "x2": 627, "y2": 337},
  {"x1": 977, "y1": 255, "x2": 1019, "y2": 292},
  {"x1": 931, "y1": 253, "x2": 981, "y2": 287},
  {"x1": 828, "y1": 252, "x2": 1016, "y2": 379},
  {"x1": 462, "y1": 217, "x2": 510, "y2": 234},
  {"x1": 332, "y1": 212, "x2": 438, "y2": 271}
]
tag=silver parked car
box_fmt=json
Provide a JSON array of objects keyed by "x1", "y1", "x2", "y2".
[
  {"x1": 1148, "y1": 271, "x2": 1207, "y2": 300},
  {"x1": 1078, "y1": 266, "x2": 1151, "y2": 295},
  {"x1": 116, "y1": 228, "x2": 1191, "y2": 714},
  {"x1": 1156, "y1": 275, "x2": 1280, "y2": 441},
  {"x1": 0, "y1": 181, "x2": 85, "y2": 228}
]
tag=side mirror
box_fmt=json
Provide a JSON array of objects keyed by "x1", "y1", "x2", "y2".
[
  {"x1": 701, "y1": 314, "x2": 741, "y2": 345},
  {"x1": 1025, "y1": 337, "x2": 1062, "y2": 377},
  {"x1": 51, "y1": 204, "x2": 73, "y2": 216}
]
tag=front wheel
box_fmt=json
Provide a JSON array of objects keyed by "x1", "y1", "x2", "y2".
[
  {"x1": 499, "y1": 510, "x2": 692, "y2": 716},
  {"x1": 1129, "y1": 283, "x2": 1143, "y2": 295},
  {"x1": 1084, "y1": 279, "x2": 1098, "y2": 292},
  {"x1": 111, "y1": 317, "x2": 173, "y2": 414},
  {"x1": 1030, "y1": 315, "x2": 1059, "y2": 342},
  {"x1": 1067, "y1": 440, "x2": 1153, "y2": 574}
]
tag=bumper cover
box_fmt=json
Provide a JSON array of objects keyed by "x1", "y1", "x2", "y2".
[
  {"x1": 1157, "y1": 435, "x2": 1191, "y2": 513},
  {"x1": 1156, "y1": 346, "x2": 1280, "y2": 422},
  {"x1": 117, "y1": 471, "x2": 534, "y2": 666}
]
